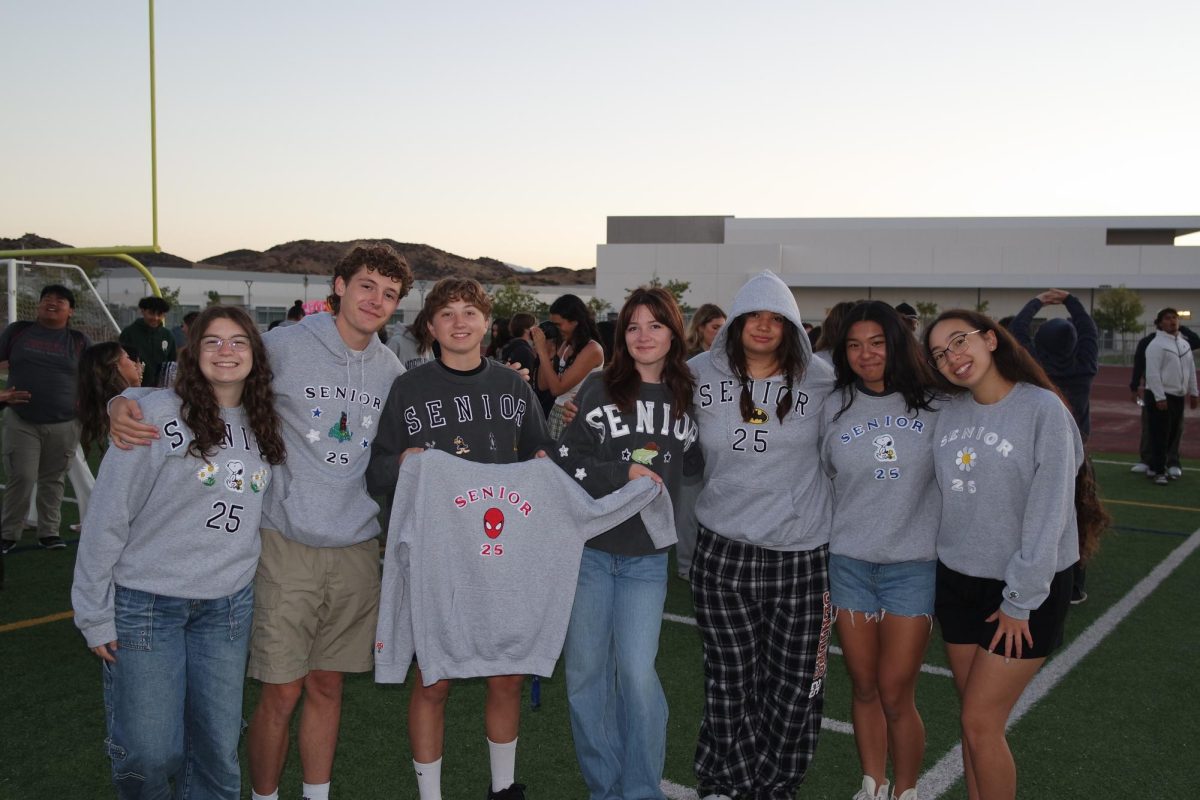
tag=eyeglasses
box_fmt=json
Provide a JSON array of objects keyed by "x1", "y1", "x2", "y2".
[
  {"x1": 199, "y1": 336, "x2": 251, "y2": 353},
  {"x1": 928, "y1": 330, "x2": 981, "y2": 368}
]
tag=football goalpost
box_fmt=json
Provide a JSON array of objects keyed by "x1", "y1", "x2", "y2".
[{"x1": 0, "y1": 0, "x2": 165, "y2": 530}]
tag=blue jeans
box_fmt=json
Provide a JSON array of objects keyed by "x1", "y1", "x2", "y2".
[
  {"x1": 565, "y1": 548, "x2": 669, "y2": 800},
  {"x1": 102, "y1": 583, "x2": 253, "y2": 800}
]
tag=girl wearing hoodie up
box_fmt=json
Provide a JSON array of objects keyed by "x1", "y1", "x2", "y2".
[{"x1": 687, "y1": 271, "x2": 836, "y2": 800}]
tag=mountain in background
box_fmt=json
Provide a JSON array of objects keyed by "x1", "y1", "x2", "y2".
[{"x1": 0, "y1": 234, "x2": 595, "y2": 286}]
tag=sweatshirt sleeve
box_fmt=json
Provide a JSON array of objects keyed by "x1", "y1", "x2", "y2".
[
  {"x1": 1064, "y1": 295, "x2": 1099, "y2": 376},
  {"x1": 515, "y1": 379, "x2": 553, "y2": 460},
  {"x1": 1000, "y1": 404, "x2": 1080, "y2": 620},
  {"x1": 1010, "y1": 298, "x2": 1041, "y2": 352},
  {"x1": 71, "y1": 439, "x2": 163, "y2": 648},
  {"x1": 366, "y1": 377, "x2": 410, "y2": 496},
  {"x1": 1144, "y1": 340, "x2": 1167, "y2": 402},
  {"x1": 553, "y1": 378, "x2": 629, "y2": 494}
]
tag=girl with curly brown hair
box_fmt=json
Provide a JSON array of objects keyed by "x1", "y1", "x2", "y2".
[{"x1": 72, "y1": 306, "x2": 284, "y2": 800}]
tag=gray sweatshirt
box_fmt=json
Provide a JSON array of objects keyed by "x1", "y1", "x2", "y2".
[
  {"x1": 822, "y1": 387, "x2": 940, "y2": 563},
  {"x1": 933, "y1": 382, "x2": 1082, "y2": 620},
  {"x1": 72, "y1": 394, "x2": 271, "y2": 648},
  {"x1": 374, "y1": 450, "x2": 675, "y2": 685},
  {"x1": 689, "y1": 270, "x2": 836, "y2": 551},
  {"x1": 261, "y1": 312, "x2": 403, "y2": 547}
]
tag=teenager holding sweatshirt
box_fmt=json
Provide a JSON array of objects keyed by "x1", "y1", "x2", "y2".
[
  {"x1": 821, "y1": 301, "x2": 940, "y2": 800},
  {"x1": 553, "y1": 287, "x2": 699, "y2": 800},
  {"x1": 367, "y1": 277, "x2": 551, "y2": 800},
  {"x1": 923, "y1": 310, "x2": 1107, "y2": 800},
  {"x1": 687, "y1": 271, "x2": 836, "y2": 800},
  {"x1": 72, "y1": 306, "x2": 285, "y2": 799}
]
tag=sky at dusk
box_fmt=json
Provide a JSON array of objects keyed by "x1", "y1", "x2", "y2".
[{"x1": 3, "y1": 1, "x2": 1198, "y2": 269}]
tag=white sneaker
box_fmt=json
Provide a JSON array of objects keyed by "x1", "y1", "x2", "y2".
[
  {"x1": 1168, "y1": 466, "x2": 1183, "y2": 478},
  {"x1": 853, "y1": 776, "x2": 890, "y2": 800},
  {"x1": 893, "y1": 790, "x2": 919, "y2": 800},
  {"x1": 1131, "y1": 463, "x2": 1149, "y2": 473},
  {"x1": 700, "y1": 795, "x2": 734, "y2": 800},
  {"x1": 1155, "y1": 474, "x2": 1169, "y2": 486}
]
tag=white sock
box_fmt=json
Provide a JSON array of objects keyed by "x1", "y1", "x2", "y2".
[
  {"x1": 488, "y1": 737, "x2": 518, "y2": 792},
  {"x1": 251, "y1": 791, "x2": 279, "y2": 800},
  {"x1": 414, "y1": 758, "x2": 442, "y2": 800},
  {"x1": 301, "y1": 782, "x2": 330, "y2": 800}
]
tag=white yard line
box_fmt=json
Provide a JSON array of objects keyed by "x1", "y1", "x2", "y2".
[
  {"x1": 917, "y1": 526, "x2": 1200, "y2": 798},
  {"x1": 663, "y1": 612, "x2": 954, "y2": 678}
]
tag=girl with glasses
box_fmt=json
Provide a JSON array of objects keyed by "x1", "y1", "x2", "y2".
[
  {"x1": 72, "y1": 306, "x2": 285, "y2": 800},
  {"x1": 922, "y1": 310, "x2": 1106, "y2": 800}
]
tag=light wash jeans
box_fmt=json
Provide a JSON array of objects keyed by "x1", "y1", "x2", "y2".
[
  {"x1": 102, "y1": 583, "x2": 253, "y2": 800},
  {"x1": 565, "y1": 548, "x2": 669, "y2": 800}
]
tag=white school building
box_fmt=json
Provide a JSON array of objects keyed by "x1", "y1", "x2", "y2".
[{"x1": 595, "y1": 215, "x2": 1200, "y2": 329}]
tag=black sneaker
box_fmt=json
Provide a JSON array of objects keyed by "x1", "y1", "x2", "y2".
[
  {"x1": 486, "y1": 783, "x2": 527, "y2": 800},
  {"x1": 0, "y1": 539, "x2": 15, "y2": 555},
  {"x1": 38, "y1": 536, "x2": 67, "y2": 550}
]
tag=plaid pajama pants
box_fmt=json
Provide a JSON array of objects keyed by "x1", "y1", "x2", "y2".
[{"x1": 691, "y1": 527, "x2": 831, "y2": 800}]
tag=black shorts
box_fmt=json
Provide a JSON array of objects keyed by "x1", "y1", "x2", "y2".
[{"x1": 935, "y1": 561, "x2": 1073, "y2": 660}]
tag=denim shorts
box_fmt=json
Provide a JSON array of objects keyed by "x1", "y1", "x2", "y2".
[{"x1": 828, "y1": 554, "x2": 936, "y2": 618}]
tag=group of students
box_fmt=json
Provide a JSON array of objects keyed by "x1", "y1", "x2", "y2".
[{"x1": 67, "y1": 246, "x2": 1103, "y2": 800}]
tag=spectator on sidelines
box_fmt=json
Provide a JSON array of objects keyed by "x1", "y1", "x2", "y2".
[
  {"x1": 1130, "y1": 316, "x2": 1200, "y2": 474},
  {"x1": 0, "y1": 284, "x2": 92, "y2": 554},
  {"x1": 1142, "y1": 308, "x2": 1200, "y2": 486},
  {"x1": 120, "y1": 296, "x2": 176, "y2": 388},
  {"x1": 894, "y1": 302, "x2": 921, "y2": 336},
  {"x1": 280, "y1": 300, "x2": 306, "y2": 327},
  {"x1": 1009, "y1": 288, "x2": 1098, "y2": 603}
]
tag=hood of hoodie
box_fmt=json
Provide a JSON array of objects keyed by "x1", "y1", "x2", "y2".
[
  {"x1": 1033, "y1": 318, "x2": 1078, "y2": 374},
  {"x1": 707, "y1": 270, "x2": 813, "y2": 376}
]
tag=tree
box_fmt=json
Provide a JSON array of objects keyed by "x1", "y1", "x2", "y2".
[
  {"x1": 1093, "y1": 285, "x2": 1144, "y2": 347},
  {"x1": 915, "y1": 301, "x2": 939, "y2": 328},
  {"x1": 159, "y1": 284, "x2": 182, "y2": 308},
  {"x1": 489, "y1": 279, "x2": 546, "y2": 320},
  {"x1": 587, "y1": 296, "x2": 613, "y2": 319},
  {"x1": 206, "y1": 290, "x2": 221, "y2": 307},
  {"x1": 626, "y1": 274, "x2": 693, "y2": 314}
]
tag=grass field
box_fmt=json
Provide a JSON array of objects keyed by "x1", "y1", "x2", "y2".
[{"x1": 1, "y1": 453, "x2": 1197, "y2": 799}]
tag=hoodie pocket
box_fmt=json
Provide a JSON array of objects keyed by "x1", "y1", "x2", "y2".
[
  {"x1": 280, "y1": 479, "x2": 381, "y2": 543},
  {"x1": 443, "y1": 586, "x2": 543, "y2": 662}
]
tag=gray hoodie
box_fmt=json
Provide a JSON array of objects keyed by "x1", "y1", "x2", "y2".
[
  {"x1": 374, "y1": 450, "x2": 675, "y2": 684},
  {"x1": 72, "y1": 394, "x2": 271, "y2": 648},
  {"x1": 688, "y1": 270, "x2": 836, "y2": 551},
  {"x1": 261, "y1": 312, "x2": 404, "y2": 547}
]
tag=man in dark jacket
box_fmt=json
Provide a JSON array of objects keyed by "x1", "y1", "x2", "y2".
[
  {"x1": 1010, "y1": 288, "x2": 1098, "y2": 603},
  {"x1": 119, "y1": 296, "x2": 176, "y2": 387}
]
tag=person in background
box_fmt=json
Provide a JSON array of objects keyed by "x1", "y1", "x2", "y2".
[
  {"x1": 532, "y1": 294, "x2": 605, "y2": 438},
  {"x1": 388, "y1": 307, "x2": 439, "y2": 371},
  {"x1": 1009, "y1": 288, "x2": 1098, "y2": 603},
  {"x1": 72, "y1": 306, "x2": 285, "y2": 800},
  {"x1": 280, "y1": 300, "x2": 306, "y2": 327},
  {"x1": 813, "y1": 301, "x2": 857, "y2": 365},
  {"x1": 1142, "y1": 308, "x2": 1200, "y2": 486},
  {"x1": 77, "y1": 342, "x2": 143, "y2": 454},
  {"x1": 120, "y1": 295, "x2": 176, "y2": 388},
  {"x1": 1130, "y1": 314, "x2": 1200, "y2": 474},
  {"x1": 686, "y1": 304, "x2": 727, "y2": 358},
  {"x1": 160, "y1": 311, "x2": 199, "y2": 388},
  {"x1": 0, "y1": 284, "x2": 92, "y2": 554},
  {"x1": 923, "y1": 310, "x2": 1107, "y2": 800},
  {"x1": 823, "y1": 301, "x2": 940, "y2": 800},
  {"x1": 688, "y1": 271, "x2": 836, "y2": 800},
  {"x1": 485, "y1": 317, "x2": 511, "y2": 359},
  {"x1": 894, "y1": 303, "x2": 921, "y2": 336}
]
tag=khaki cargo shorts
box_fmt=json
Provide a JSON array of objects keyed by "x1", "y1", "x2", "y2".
[{"x1": 248, "y1": 528, "x2": 381, "y2": 683}]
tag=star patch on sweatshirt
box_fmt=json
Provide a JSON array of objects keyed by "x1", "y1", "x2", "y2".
[
  {"x1": 306, "y1": 429, "x2": 320, "y2": 444},
  {"x1": 574, "y1": 467, "x2": 587, "y2": 481},
  {"x1": 558, "y1": 445, "x2": 569, "y2": 458},
  {"x1": 362, "y1": 415, "x2": 374, "y2": 429},
  {"x1": 620, "y1": 448, "x2": 631, "y2": 461},
  {"x1": 311, "y1": 407, "x2": 323, "y2": 418}
]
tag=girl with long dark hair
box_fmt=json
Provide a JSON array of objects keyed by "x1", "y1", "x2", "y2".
[
  {"x1": 77, "y1": 342, "x2": 143, "y2": 452},
  {"x1": 72, "y1": 306, "x2": 285, "y2": 800},
  {"x1": 554, "y1": 287, "x2": 698, "y2": 800},
  {"x1": 532, "y1": 293, "x2": 605, "y2": 437},
  {"x1": 823, "y1": 301, "x2": 940, "y2": 800},
  {"x1": 687, "y1": 271, "x2": 836, "y2": 800},
  {"x1": 922, "y1": 309, "x2": 1107, "y2": 800}
]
